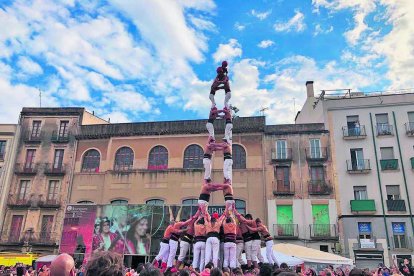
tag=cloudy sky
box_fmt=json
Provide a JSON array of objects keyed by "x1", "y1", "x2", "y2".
[{"x1": 0, "y1": 0, "x2": 413, "y2": 124}]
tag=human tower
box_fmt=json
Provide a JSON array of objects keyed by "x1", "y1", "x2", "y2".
[{"x1": 152, "y1": 62, "x2": 278, "y2": 272}]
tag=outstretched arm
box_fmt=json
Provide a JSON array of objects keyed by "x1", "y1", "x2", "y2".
[
  {"x1": 246, "y1": 225, "x2": 260, "y2": 232},
  {"x1": 204, "y1": 209, "x2": 211, "y2": 223}
]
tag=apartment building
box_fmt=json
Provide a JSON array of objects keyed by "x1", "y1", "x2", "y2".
[
  {"x1": 0, "y1": 124, "x2": 20, "y2": 232},
  {"x1": 0, "y1": 108, "x2": 107, "y2": 254},
  {"x1": 296, "y1": 82, "x2": 414, "y2": 267},
  {"x1": 69, "y1": 117, "x2": 267, "y2": 219},
  {"x1": 265, "y1": 123, "x2": 338, "y2": 253}
]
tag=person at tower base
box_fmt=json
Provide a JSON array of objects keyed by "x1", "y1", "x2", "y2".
[
  {"x1": 176, "y1": 211, "x2": 199, "y2": 269},
  {"x1": 192, "y1": 214, "x2": 207, "y2": 272},
  {"x1": 204, "y1": 208, "x2": 227, "y2": 267},
  {"x1": 246, "y1": 218, "x2": 279, "y2": 266},
  {"x1": 222, "y1": 212, "x2": 237, "y2": 269},
  {"x1": 167, "y1": 210, "x2": 200, "y2": 269},
  {"x1": 210, "y1": 61, "x2": 231, "y2": 108},
  {"x1": 153, "y1": 221, "x2": 175, "y2": 268},
  {"x1": 234, "y1": 210, "x2": 259, "y2": 269}
]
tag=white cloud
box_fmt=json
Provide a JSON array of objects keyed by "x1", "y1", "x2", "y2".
[
  {"x1": 258, "y1": 40, "x2": 275, "y2": 48},
  {"x1": 274, "y1": 10, "x2": 306, "y2": 32},
  {"x1": 234, "y1": 22, "x2": 245, "y2": 31},
  {"x1": 17, "y1": 56, "x2": 43, "y2": 75},
  {"x1": 313, "y1": 24, "x2": 333, "y2": 36},
  {"x1": 212, "y1": 39, "x2": 242, "y2": 63},
  {"x1": 251, "y1": 9, "x2": 272, "y2": 20},
  {"x1": 189, "y1": 15, "x2": 216, "y2": 32},
  {"x1": 106, "y1": 90, "x2": 153, "y2": 113}
]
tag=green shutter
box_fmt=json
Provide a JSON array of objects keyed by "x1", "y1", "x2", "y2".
[
  {"x1": 277, "y1": 205, "x2": 293, "y2": 224},
  {"x1": 312, "y1": 204, "x2": 329, "y2": 224}
]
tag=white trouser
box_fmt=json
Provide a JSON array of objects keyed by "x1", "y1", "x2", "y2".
[
  {"x1": 225, "y1": 123, "x2": 233, "y2": 143},
  {"x1": 155, "y1": 242, "x2": 170, "y2": 262},
  {"x1": 167, "y1": 239, "x2": 178, "y2": 267},
  {"x1": 192, "y1": 241, "x2": 206, "y2": 271},
  {"x1": 236, "y1": 242, "x2": 245, "y2": 266},
  {"x1": 205, "y1": 236, "x2": 220, "y2": 267},
  {"x1": 223, "y1": 159, "x2": 233, "y2": 181},
  {"x1": 266, "y1": 240, "x2": 278, "y2": 265},
  {"x1": 203, "y1": 158, "x2": 212, "y2": 180},
  {"x1": 223, "y1": 242, "x2": 237, "y2": 268},
  {"x1": 224, "y1": 92, "x2": 231, "y2": 108},
  {"x1": 244, "y1": 240, "x2": 253, "y2": 261},
  {"x1": 178, "y1": 240, "x2": 191, "y2": 261},
  {"x1": 206, "y1": 122, "x2": 215, "y2": 140},
  {"x1": 209, "y1": 94, "x2": 216, "y2": 108},
  {"x1": 252, "y1": 239, "x2": 262, "y2": 262}
]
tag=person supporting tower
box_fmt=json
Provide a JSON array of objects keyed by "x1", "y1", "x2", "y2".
[
  {"x1": 206, "y1": 108, "x2": 218, "y2": 141},
  {"x1": 213, "y1": 141, "x2": 233, "y2": 184},
  {"x1": 223, "y1": 107, "x2": 233, "y2": 144},
  {"x1": 204, "y1": 208, "x2": 227, "y2": 267},
  {"x1": 153, "y1": 221, "x2": 175, "y2": 268},
  {"x1": 246, "y1": 218, "x2": 279, "y2": 266},
  {"x1": 210, "y1": 61, "x2": 231, "y2": 108},
  {"x1": 234, "y1": 210, "x2": 259, "y2": 269},
  {"x1": 192, "y1": 214, "x2": 207, "y2": 272},
  {"x1": 167, "y1": 211, "x2": 199, "y2": 269},
  {"x1": 223, "y1": 212, "x2": 237, "y2": 269},
  {"x1": 203, "y1": 137, "x2": 215, "y2": 183},
  {"x1": 236, "y1": 223, "x2": 246, "y2": 267},
  {"x1": 176, "y1": 213, "x2": 198, "y2": 269}
]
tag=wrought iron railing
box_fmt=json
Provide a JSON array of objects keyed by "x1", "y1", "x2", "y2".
[
  {"x1": 376, "y1": 123, "x2": 393, "y2": 136},
  {"x1": 342, "y1": 126, "x2": 367, "y2": 138},
  {"x1": 271, "y1": 148, "x2": 293, "y2": 162},
  {"x1": 305, "y1": 147, "x2": 328, "y2": 161},
  {"x1": 309, "y1": 224, "x2": 338, "y2": 239},
  {"x1": 51, "y1": 130, "x2": 71, "y2": 143},
  {"x1": 308, "y1": 180, "x2": 332, "y2": 195},
  {"x1": 273, "y1": 224, "x2": 299, "y2": 238},
  {"x1": 346, "y1": 159, "x2": 371, "y2": 172},
  {"x1": 273, "y1": 180, "x2": 295, "y2": 195}
]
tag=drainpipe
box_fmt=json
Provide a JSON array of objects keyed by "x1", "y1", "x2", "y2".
[
  {"x1": 297, "y1": 135, "x2": 306, "y2": 246},
  {"x1": 392, "y1": 111, "x2": 414, "y2": 236},
  {"x1": 369, "y1": 113, "x2": 390, "y2": 249},
  {"x1": 262, "y1": 132, "x2": 268, "y2": 224}
]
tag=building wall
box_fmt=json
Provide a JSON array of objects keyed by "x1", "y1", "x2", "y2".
[
  {"x1": 0, "y1": 113, "x2": 82, "y2": 253},
  {"x1": 295, "y1": 91, "x2": 414, "y2": 266},
  {"x1": 0, "y1": 124, "x2": 19, "y2": 232},
  {"x1": 264, "y1": 127, "x2": 338, "y2": 253},
  {"x1": 70, "y1": 133, "x2": 267, "y2": 219},
  {"x1": 81, "y1": 110, "x2": 109, "y2": 125}
]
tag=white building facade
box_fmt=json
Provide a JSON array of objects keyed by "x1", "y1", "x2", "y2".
[{"x1": 296, "y1": 82, "x2": 414, "y2": 268}]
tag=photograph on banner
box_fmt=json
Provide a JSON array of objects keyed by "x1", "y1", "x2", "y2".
[
  {"x1": 92, "y1": 204, "x2": 128, "y2": 255},
  {"x1": 123, "y1": 205, "x2": 155, "y2": 255},
  {"x1": 59, "y1": 205, "x2": 97, "y2": 266},
  {"x1": 148, "y1": 205, "x2": 172, "y2": 257}
]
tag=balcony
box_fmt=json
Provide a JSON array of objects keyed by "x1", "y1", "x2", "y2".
[
  {"x1": 271, "y1": 148, "x2": 293, "y2": 163},
  {"x1": 39, "y1": 197, "x2": 62, "y2": 208},
  {"x1": 44, "y1": 163, "x2": 66, "y2": 176},
  {"x1": 411, "y1": 157, "x2": 414, "y2": 169},
  {"x1": 0, "y1": 231, "x2": 58, "y2": 246},
  {"x1": 405, "y1": 122, "x2": 414, "y2": 136},
  {"x1": 113, "y1": 163, "x2": 134, "y2": 172},
  {"x1": 309, "y1": 224, "x2": 338, "y2": 240},
  {"x1": 273, "y1": 180, "x2": 295, "y2": 196},
  {"x1": 308, "y1": 180, "x2": 332, "y2": 195},
  {"x1": 23, "y1": 129, "x2": 42, "y2": 143},
  {"x1": 51, "y1": 131, "x2": 70, "y2": 143},
  {"x1": 342, "y1": 126, "x2": 367, "y2": 139},
  {"x1": 358, "y1": 237, "x2": 379, "y2": 249},
  {"x1": 376, "y1": 123, "x2": 393, "y2": 136},
  {"x1": 386, "y1": 200, "x2": 407, "y2": 212},
  {"x1": 305, "y1": 147, "x2": 328, "y2": 162},
  {"x1": 380, "y1": 159, "x2": 399, "y2": 171},
  {"x1": 273, "y1": 224, "x2": 299, "y2": 239},
  {"x1": 346, "y1": 159, "x2": 371, "y2": 173},
  {"x1": 7, "y1": 195, "x2": 32, "y2": 208},
  {"x1": 14, "y1": 163, "x2": 38, "y2": 175},
  {"x1": 350, "y1": 200, "x2": 376, "y2": 213}
]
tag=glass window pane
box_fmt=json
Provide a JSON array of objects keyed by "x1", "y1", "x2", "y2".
[
  {"x1": 183, "y1": 145, "x2": 204, "y2": 169},
  {"x1": 148, "y1": 146, "x2": 168, "y2": 170},
  {"x1": 233, "y1": 145, "x2": 246, "y2": 169},
  {"x1": 380, "y1": 147, "x2": 394, "y2": 159}
]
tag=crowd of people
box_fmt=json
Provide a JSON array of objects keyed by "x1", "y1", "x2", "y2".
[{"x1": 1, "y1": 252, "x2": 414, "y2": 276}]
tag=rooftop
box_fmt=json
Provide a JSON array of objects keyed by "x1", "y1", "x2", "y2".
[
  {"x1": 318, "y1": 88, "x2": 414, "y2": 101},
  {"x1": 76, "y1": 116, "x2": 266, "y2": 139},
  {"x1": 265, "y1": 123, "x2": 327, "y2": 135},
  {"x1": 21, "y1": 107, "x2": 86, "y2": 116}
]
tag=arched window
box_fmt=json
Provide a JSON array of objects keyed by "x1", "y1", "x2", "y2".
[
  {"x1": 235, "y1": 199, "x2": 246, "y2": 215},
  {"x1": 148, "y1": 146, "x2": 168, "y2": 170},
  {"x1": 182, "y1": 198, "x2": 198, "y2": 205},
  {"x1": 233, "y1": 144, "x2": 246, "y2": 169},
  {"x1": 110, "y1": 199, "x2": 128, "y2": 205},
  {"x1": 77, "y1": 200, "x2": 94, "y2": 204},
  {"x1": 183, "y1": 144, "x2": 204, "y2": 169},
  {"x1": 114, "y1": 147, "x2": 134, "y2": 171},
  {"x1": 146, "y1": 199, "x2": 165, "y2": 206},
  {"x1": 81, "y1": 149, "x2": 100, "y2": 172},
  {"x1": 182, "y1": 198, "x2": 198, "y2": 216}
]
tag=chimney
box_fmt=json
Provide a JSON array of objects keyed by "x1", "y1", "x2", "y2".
[{"x1": 306, "y1": 81, "x2": 314, "y2": 98}]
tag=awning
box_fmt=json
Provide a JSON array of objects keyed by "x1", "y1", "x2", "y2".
[
  {"x1": 242, "y1": 247, "x2": 304, "y2": 267},
  {"x1": 274, "y1": 243, "x2": 353, "y2": 265}
]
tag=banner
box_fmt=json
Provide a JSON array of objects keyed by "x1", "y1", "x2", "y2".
[
  {"x1": 60, "y1": 204, "x2": 226, "y2": 259},
  {"x1": 60, "y1": 205, "x2": 97, "y2": 266}
]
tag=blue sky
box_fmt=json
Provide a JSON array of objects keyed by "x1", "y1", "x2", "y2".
[{"x1": 0, "y1": 0, "x2": 413, "y2": 124}]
